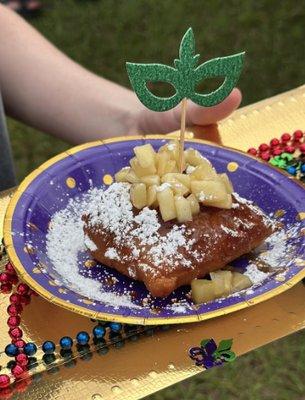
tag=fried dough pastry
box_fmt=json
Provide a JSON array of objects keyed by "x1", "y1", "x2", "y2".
[{"x1": 83, "y1": 184, "x2": 273, "y2": 297}]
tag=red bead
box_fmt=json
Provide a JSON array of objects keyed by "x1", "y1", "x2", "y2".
[
  {"x1": 15, "y1": 353, "x2": 28, "y2": 367},
  {"x1": 8, "y1": 274, "x2": 18, "y2": 286},
  {"x1": 0, "y1": 272, "x2": 11, "y2": 283},
  {"x1": 247, "y1": 148, "x2": 257, "y2": 156},
  {"x1": 260, "y1": 152, "x2": 271, "y2": 161},
  {"x1": 300, "y1": 143, "x2": 305, "y2": 153},
  {"x1": 17, "y1": 283, "x2": 29, "y2": 296},
  {"x1": 9, "y1": 327, "x2": 23, "y2": 340},
  {"x1": 7, "y1": 316, "x2": 21, "y2": 328},
  {"x1": 1, "y1": 283, "x2": 12, "y2": 294},
  {"x1": 284, "y1": 145, "x2": 295, "y2": 154},
  {"x1": 28, "y1": 289, "x2": 38, "y2": 297},
  {"x1": 293, "y1": 130, "x2": 303, "y2": 141},
  {"x1": 270, "y1": 138, "x2": 280, "y2": 147},
  {"x1": 20, "y1": 295, "x2": 31, "y2": 305},
  {"x1": 9, "y1": 293, "x2": 21, "y2": 305},
  {"x1": 0, "y1": 387, "x2": 13, "y2": 399},
  {"x1": 259, "y1": 143, "x2": 269, "y2": 152},
  {"x1": 5, "y1": 262, "x2": 16, "y2": 275},
  {"x1": 15, "y1": 376, "x2": 31, "y2": 393},
  {"x1": 14, "y1": 339, "x2": 26, "y2": 349},
  {"x1": 11, "y1": 364, "x2": 24, "y2": 378},
  {"x1": 7, "y1": 304, "x2": 22, "y2": 316},
  {"x1": 0, "y1": 374, "x2": 10, "y2": 389},
  {"x1": 272, "y1": 147, "x2": 283, "y2": 156},
  {"x1": 281, "y1": 133, "x2": 291, "y2": 142}
]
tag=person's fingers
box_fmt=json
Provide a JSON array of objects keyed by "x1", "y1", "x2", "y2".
[
  {"x1": 137, "y1": 88, "x2": 242, "y2": 134},
  {"x1": 176, "y1": 88, "x2": 242, "y2": 126}
]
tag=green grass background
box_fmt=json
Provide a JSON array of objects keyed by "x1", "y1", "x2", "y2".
[{"x1": 5, "y1": 1, "x2": 305, "y2": 398}]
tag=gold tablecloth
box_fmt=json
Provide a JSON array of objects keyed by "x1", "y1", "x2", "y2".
[{"x1": 1, "y1": 85, "x2": 305, "y2": 400}]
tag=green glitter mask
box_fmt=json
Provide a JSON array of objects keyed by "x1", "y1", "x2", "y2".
[{"x1": 126, "y1": 28, "x2": 245, "y2": 112}]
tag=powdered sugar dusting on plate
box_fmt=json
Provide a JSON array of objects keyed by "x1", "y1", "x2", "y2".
[
  {"x1": 244, "y1": 264, "x2": 269, "y2": 284},
  {"x1": 239, "y1": 222, "x2": 302, "y2": 288},
  {"x1": 46, "y1": 187, "x2": 140, "y2": 309}
]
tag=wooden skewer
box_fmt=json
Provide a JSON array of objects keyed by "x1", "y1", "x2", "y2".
[{"x1": 179, "y1": 98, "x2": 187, "y2": 173}]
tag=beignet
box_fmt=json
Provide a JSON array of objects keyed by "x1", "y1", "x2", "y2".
[{"x1": 83, "y1": 183, "x2": 273, "y2": 297}]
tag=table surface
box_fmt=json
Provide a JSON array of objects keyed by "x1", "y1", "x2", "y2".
[{"x1": 1, "y1": 85, "x2": 305, "y2": 400}]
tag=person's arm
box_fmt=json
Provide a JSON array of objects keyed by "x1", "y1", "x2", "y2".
[{"x1": 0, "y1": 5, "x2": 241, "y2": 144}]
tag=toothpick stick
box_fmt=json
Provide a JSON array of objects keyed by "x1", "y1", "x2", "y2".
[{"x1": 179, "y1": 98, "x2": 187, "y2": 173}]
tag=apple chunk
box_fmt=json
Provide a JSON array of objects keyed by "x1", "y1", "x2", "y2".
[
  {"x1": 134, "y1": 143, "x2": 156, "y2": 169},
  {"x1": 210, "y1": 270, "x2": 233, "y2": 297},
  {"x1": 231, "y1": 272, "x2": 252, "y2": 292},
  {"x1": 191, "y1": 279, "x2": 217, "y2": 304},
  {"x1": 174, "y1": 195, "x2": 193, "y2": 223},
  {"x1": 130, "y1": 183, "x2": 147, "y2": 209},
  {"x1": 156, "y1": 186, "x2": 176, "y2": 222}
]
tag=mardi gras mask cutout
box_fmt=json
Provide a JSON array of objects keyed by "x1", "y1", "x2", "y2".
[{"x1": 126, "y1": 28, "x2": 245, "y2": 112}]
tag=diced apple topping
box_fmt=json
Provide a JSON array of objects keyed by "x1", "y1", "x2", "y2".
[
  {"x1": 156, "y1": 152, "x2": 170, "y2": 176},
  {"x1": 130, "y1": 157, "x2": 156, "y2": 177},
  {"x1": 140, "y1": 175, "x2": 160, "y2": 186},
  {"x1": 210, "y1": 270, "x2": 232, "y2": 297},
  {"x1": 189, "y1": 163, "x2": 217, "y2": 181},
  {"x1": 191, "y1": 279, "x2": 217, "y2": 304},
  {"x1": 191, "y1": 180, "x2": 227, "y2": 202},
  {"x1": 218, "y1": 173, "x2": 234, "y2": 194},
  {"x1": 231, "y1": 272, "x2": 252, "y2": 292},
  {"x1": 115, "y1": 167, "x2": 140, "y2": 184},
  {"x1": 187, "y1": 194, "x2": 200, "y2": 216},
  {"x1": 156, "y1": 185, "x2": 176, "y2": 222},
  {"x1": 191, "y1": 269, "x2": 253, "y2": 304},
  {"x1": 147, "y1": 185, "x2": 158, "y2": 208},
  {"x1": 114, "y1": 142, "x2": 235, "y2": 222},
  {"x1": 133, "y1": 143, "x2": 156, "y2": 168},
  {"x1": 130, "y1": 183, "x2": 147, "y2": 209},
  {"x1": 174, "y1": 195, "x2": 193, "y2": 223}
]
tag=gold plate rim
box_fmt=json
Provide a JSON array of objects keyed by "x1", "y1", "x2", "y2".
[{"x1": 4, "y1": 135, "x2": 305, "y2": 325}]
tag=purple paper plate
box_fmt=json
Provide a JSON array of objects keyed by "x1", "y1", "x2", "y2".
[{"x1": 4, "y1": 136, "x2": 305, "y2": 325}]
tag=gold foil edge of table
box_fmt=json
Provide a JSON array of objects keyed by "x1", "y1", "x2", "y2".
[{"x1": 1, "y1": 85, "x2": 305, "y2": 400}]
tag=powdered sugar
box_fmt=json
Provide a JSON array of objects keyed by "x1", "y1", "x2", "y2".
[
  {"x1": 186, "y1": 165, "x2": 196, "y2": 174},
  {"x1": 105, "y1": 247, "x2": 120, "y2": 261},
  {"x1": 220, "y1": 225, "x2": 239, "y2": 237},
  {"x1": 259, "y1": 229, "x2": 288, "y2": 268},
  {"x1": 156, "y1": 182, "x2": 171, "y2": 192},
  {"x1": 244, "y1": 264, "x2": 269, "y2": 285},
  {"x1": 251, "y1": 223, "x2": 301, "y2": 270},
  {"x1": 232, "y1": 192, "x2": 249, "y2": 205},
  {"x1": 239, "y1": 222, "x2": 302, "y2": 288},
  {"x1": 233, "y1": 192, "x2": 274, "y2": 228},
  {"x1": 148, "y1": 225, "x2": 192, "y2": 267},
  {"x1": 130, "y1": 208, "x2": 161, "y2": 246},
  {"x1": 84, "y1": 235, "x2": 97, "y2": 252},
  {"x1": 86, "y1": 183, "x2": 133, "y2": 238},
  {"x1": 233, "y1": 217, "x2": 255, "y2": 229},
  {"x1": 46, "y1": 187, "x2": 140, "y2": 309}
]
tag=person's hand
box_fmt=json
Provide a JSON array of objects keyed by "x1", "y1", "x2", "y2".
[
  {"x1": 134, "y1": 88, "x2": 242, "y2": 134},
  {"x1": 0, "y1": 4, "x2": 241, "y2": 143}
]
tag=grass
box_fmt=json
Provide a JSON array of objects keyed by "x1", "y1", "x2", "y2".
[{"x1": 4, "y1": 0, "x2": 305, "y2": 398}]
